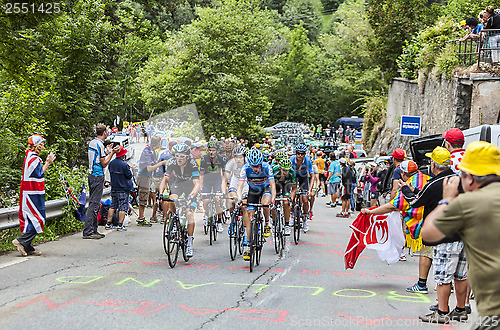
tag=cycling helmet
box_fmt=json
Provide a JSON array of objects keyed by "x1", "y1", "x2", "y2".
[
  {"x1": 247, "y1": 148, "x2": 264, "y2": 166},
  {"x1": 295, "y1": 143, "x2": 308, "y2": 153},
  {"x1": 263, "y1": 149, "x2": 270, "y2": 157},
  {"x1": 173, "y1": 142, "x2": 190, "y2": 154},
  {"x1": 280, "y1": 158, "x2": 292, "y2": 170},
  {"x1": 232, "y1": 145, "x2": 247, "y2": 156},
  {"x1": 208, "y1": 140, "x2": 218, "y2": 149},
  {"x1": 275, "y1": 150, "x2": 286, "y2": 162}
]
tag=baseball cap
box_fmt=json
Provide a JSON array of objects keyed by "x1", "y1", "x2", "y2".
[
  {"x1": 425, "y1": 146, "x2": 451, "y2": 165},
  {"x1": 391, "y1": 148, "x2": 405, "y2": 160},
  {"x1": 400, "y1": 160, "x2": 418, "y2": 173},
  {"x1": 28, "y1": 134, "x2": 46, "y2": 146},
  {"x1": 442, "y1": 128, "x2": 464, "y2": 144},
  {"x1": 460, "y1": 20, "x2": 467, "y2": 26},
  {"x1": 339, "y1": 158, "x2": 347, "y2": 164},
  {"x1": 458, "y1": 141, "x2": 500, "y2": 176},
  {"x1": 115, "y1": 146, "x2": 127, "y2": 158}
]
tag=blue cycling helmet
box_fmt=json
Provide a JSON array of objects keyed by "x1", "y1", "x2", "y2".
[
  {"x1": 295, "y1": 143, "x2": 308, "y2": 153},
  {"x1": 173, "y1": 142, "x2": 190, "y2": 154},
  {"x1": 247, "y1": 148, "x2": 264, "y2": 166}
]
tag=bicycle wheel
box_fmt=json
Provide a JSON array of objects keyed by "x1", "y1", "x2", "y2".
[
  {"x1": 209, "y1": 215, "x2": 214, "y2": 245},
  {"x1": 229, "y1": 212, "x2": 238, "y2": 260},
  {"x1": 165, "y1": 216, "x2": 180, "y2": 268},
  {"x1": 273, "y1": 208, "x2": 281, "y2": 254},
  {"x1": 249, "y1": 219, "x2": 258, "y2": 272},
  {"x1": 181, "y1": 228, "x2": 190, "y2": 262},
  {"x1": 279, "y1": 210, "x2": 286, "y2": 256},
  {"x1": 163, "y1": 212, "x2": 173, "y2": 254},
  {"x1": 238, "y1": 215, "x2": 244, "y2": 255},
  {"x1": 293, "y1": 205, "x2": 301, "y2": 245},
  {"x1": 255, "y1": 219, "x2": 262, "y2": 266}
]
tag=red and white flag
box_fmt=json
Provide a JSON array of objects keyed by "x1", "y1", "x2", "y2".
[{"x1": 344, "y1": 211, "x2": 404, "y2": 269}]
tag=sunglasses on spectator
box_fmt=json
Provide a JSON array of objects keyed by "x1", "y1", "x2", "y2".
[{"x1": 175, "y1": 154, "x2": 188, "y2": 159}]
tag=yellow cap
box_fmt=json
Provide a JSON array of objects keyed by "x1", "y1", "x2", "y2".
[
  {"x1": 458, "y1": 141, "x2": 500, "y2": 176},
  {"x1": 460, "y1": 20, "x2": 467, "y2": 26},
  {"x1": 425, "y1": 146, "x2": 451, "y2": 165}
]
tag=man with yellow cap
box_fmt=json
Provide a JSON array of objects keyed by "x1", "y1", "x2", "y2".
[
  {"x1": 401, "y1": 147, "x2": 468, "y2": 324},
  {"x1": 422, "y1": 141, "x2": 500, "y2": 327}
]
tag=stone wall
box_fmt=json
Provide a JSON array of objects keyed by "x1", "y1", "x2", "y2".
[{"x1": 370, "y1": 74, "x2": 500, "y2": 155}]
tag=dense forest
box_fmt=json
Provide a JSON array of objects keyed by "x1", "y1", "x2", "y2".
[{"x1": 1, "y1": 0, "x2": 499, "y2": 205}]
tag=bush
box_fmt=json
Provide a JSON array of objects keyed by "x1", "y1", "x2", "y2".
[
  {"x1": 397, "y1": 37, "x2": 423, "y2": 80},
  {"x1": 436, "y1": 43, "x2": 460, "y2": 77},
  {"x1": 361, "y1": 95, "x2": 387, "y2": 149}
]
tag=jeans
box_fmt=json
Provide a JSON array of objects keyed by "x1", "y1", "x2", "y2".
[
  {"x1": 349, "y1": 183, "x2": 356, "y2": 211},
  {"x1": 84, "y1": 174, "x2": 105, "y2": 236},
  {"x1": 17, "y1": 232, "x2": 37, "y2": 252}
]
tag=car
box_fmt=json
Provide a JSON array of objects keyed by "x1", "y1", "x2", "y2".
[
  {"x1": 106, "y1": 135, "x2": 135, "y2": 160},
  {"x1": 409, "y1": 134, "x2": 444, "y2": 175},
  {"x1": 463, "y1": 124, "x2": 500, "y2": 148}
]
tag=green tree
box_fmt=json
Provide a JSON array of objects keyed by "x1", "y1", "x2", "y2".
[
  {"x1": 138, "y1": 0, "x2": 280, "y2": 140},
  {"x1": 281, "y1": 0, "x2": 323, "y2": 42}
]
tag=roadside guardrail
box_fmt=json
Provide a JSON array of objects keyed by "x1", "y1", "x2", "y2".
[{"x1": 0, "y1": 188, "x2": 111, "y2": 231}]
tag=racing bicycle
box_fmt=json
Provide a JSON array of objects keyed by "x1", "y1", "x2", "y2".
[{"x1": 163, "y1": 197, "x2": 191, "y2": 268}]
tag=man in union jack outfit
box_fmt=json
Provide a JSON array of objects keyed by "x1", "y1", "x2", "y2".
[{"x1": 12, "y1": 134, "x2": 55, "y2": 256}]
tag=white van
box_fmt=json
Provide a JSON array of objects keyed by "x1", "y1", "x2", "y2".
[
  {"x1": 463, "y1": 124, "x2": 500, "y2": 148},
  {"x1": 107, "y1": 135, "x2": 135, "y2": 160}
]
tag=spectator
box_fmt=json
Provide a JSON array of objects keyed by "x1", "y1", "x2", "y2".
[
  {"x1": 399, "y1": 147, "x2": 467, "y2": 323},
  {"x1": 337, "y1": 125, "x2": 344, "y2": 143},
  {"x1": 150, "y1": 144, "x2": 172, "y2": 224},
  {"x1": 460, "y1": 17, "x2": 483, "y2": 41},
  {"x1": 362, "y1": 162, "x2": 381, "y2": 207},
  {"x1": 135, "y1": 125, "x2": 141, "y2": 143},
  {"x1": 84, "y1": 124, "x2": 119, "y2": 239},
  {"x1": 12, "y1": 135, "x2": 55, "y2": 256},
  {"x1": 337, "y1": 158, "x2": 354, "y2": 217},
  {"x1": 106, "y1": 146, "x2": 133, "y2": 231},
  {"x1": 344, "y1": 125, "x2": 351, "y2": 143},
  {"x1": 443, "y1": 128, "x2": 466, "y2": 174},
  {"x1": 484, "y1": 5, "x2": 500, "y2": 65},
  {"x1": 389, "y1": 148, "x2": 406, "y2": 199},
  {"x1": 315, "y1": 152, "x2": 327, "y2": 197},
  {"x1": 422, "y1": 141, "x2": 500, "y2": 324},
  {"x1": 347, "y1": 145, "x2": 358, "y2": 159},
  {"x1": 326, "y1": 153, "x2": 342, "y2": 208},
  {"x1": 136, "y1": 136, "x2": 167, "y2": 226}
]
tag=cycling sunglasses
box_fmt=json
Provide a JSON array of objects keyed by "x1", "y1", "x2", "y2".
[
  {"x1": 175, "y1": 154, "x2": 189, "y2": 159},
  {"x1": 296, "y1": 152, "x2": 306, "y2": 156}
]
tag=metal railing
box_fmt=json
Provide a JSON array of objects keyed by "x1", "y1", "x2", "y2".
[
  {"x1": 455, "y1": 29, "x2": 500, "y2": 66},
  {"x1": 0, "y1": 188, "x2": 111, "y2": 231}
]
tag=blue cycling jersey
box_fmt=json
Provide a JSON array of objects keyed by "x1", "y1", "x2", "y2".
[
  {"x1": 290, "y1": 155, "x2": 313, "y2": 176},
  {"x1": 239, "y1": 162, "x2": 274, "y2": 191}
]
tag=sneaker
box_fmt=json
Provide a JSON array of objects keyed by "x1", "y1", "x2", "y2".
[
  {"x1": 263, "y1": 225, "x2": 271, "y2": 238},
  {"x1": 399, "y1": 255, "x2": 407, "y2": 261},
  {"x1": 160, "y1": 217, "x2": 165, "y2": 224},
  {"x1": 406, "y1": 283, "x2": 428, "y2": 294},
  {"x1": 217, "y1": 223, "x2": 223, "y2": 232},
  {"x1": 242, "y1": 236, "x2": 249, "y2": 246},
  {"x1": 419, "y1": 311, "x2": 450, "y2": 324},
  {"x1": 243, "y1": 248, "x2": 250, "y2": 261},
  {"x1": 326, "y1": 202, "x2": 332, "y2": 206},
  {"x1": 448, "y1": 308, "x2": 468, "y2": 322},
  {"x1": 284, "y1": 225, "x2": 291, "y2": 236},
  {"x1": 137, "y1": 219, "x2": 152, "y2": 227},
  {"x1": 150, "y1": 217, "x2": 158, "y2": 223},
  {"x1": 83, "y1": 233, "x2": 103, "y2": 239},
  {"x1": 336, "y1": 212, "x2": 343, "y2": 217},
  {"x1": 429, "y1": 304, "x2": 438, "y2": 311},
  {"x1": 186, "y1": 245, "x2": 193, "y2": 257},
  {"x1": 12, "y1": 239, "x2": 27, "y2": 256},
  {"x1": 95, "y1": 232, "x2": 105, "y2": 238},
  {"x1": 116, "y1": 225, "x2": 127, "y2": 231},
  {"x1": 27, "y1": 250, "x2": 42, "y2": 256},
  {"x1": 329, "y1": 204, "x2": 337, "y2": 208},
  {"x1": 105, "y1": 223, "x2": 115, "y2": 230},
  {"x1": 303, "y1": 221, "x2": 309, "y2": 233},
  {"x1": 465, "y1": 305, "x2": 471, "y2": 314}
]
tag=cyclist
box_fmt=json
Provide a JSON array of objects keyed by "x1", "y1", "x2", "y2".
[
  {"x1": 223, "y1": 146, "x2": 250, "y2": 241},
  {"x1": 271, "y1": 150, "x2": 286, "y2": 167},
  {"x1": 200, "y1": 140, "x2": 229, "y2": 232},
  {"x1": 272, "y1": 158, "x2": 296, "y2": 236},
  {"x1": 161, "y1": 143, "x2": 201, "y2": 257},
  {"x1": 290, "y1": 143, "x2": 313, "y2": 232},
  {"x1": 237, "y1": 148, "x2": 276, "y2": 261}
]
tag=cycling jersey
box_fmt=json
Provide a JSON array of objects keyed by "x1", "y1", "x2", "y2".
[
  {"x1": 272, "y1": 165, "x2": 296, "y2": 184},
  {"x1": 165, "y1": 158, "x2": 200, "y2": 184},
  {"x1": 225, "y1": 158, "x2": 248, "y2": 193},
  {"x1": 239, "y1": 162, "x2": 274, "y2": 192},
  {"x1": 200, "y1": 154, "x2": 228, "y2": 182},
  {"x1": 290, "y1": 155, "x2": 313, "y2": 176}
]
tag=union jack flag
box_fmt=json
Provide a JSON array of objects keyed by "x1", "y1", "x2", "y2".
[{"x1": 19, "y1": 151, "x2": 46, "y2": 233}]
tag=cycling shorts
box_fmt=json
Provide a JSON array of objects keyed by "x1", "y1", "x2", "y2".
[
  {"x1": 247, "y1": 186, "x2": 271, "y2": 212},
  {"x1": 275, "y1": 181, "x2": 293, "y2": 197},
  {"x1": 202, "y1": 179, "x2": 222, "y2": 195},
  {"x1": 296, "y1": 174, "x2": 310, "y2": 195},
  {"x1": 169, "y1": 182, "x2": 194, "y2": 199}
]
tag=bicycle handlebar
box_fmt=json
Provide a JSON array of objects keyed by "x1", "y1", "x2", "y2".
[{"x1": 243, "y1": 203, "x2": 270, "y2": 208}]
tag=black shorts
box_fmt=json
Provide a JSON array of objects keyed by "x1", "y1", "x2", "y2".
[
  {"x1": 169, "y1": 181, "x2": 194, "y2": 198},
  {"x1": 296, "y1": 174, "x2": 310, "y2": 194},
  {"x1": 247, "y1": 186, "x2": 271, "y2": 211},
  {"x1": 275, "y1": 181, "x2": 293, "y2": 197},
  {"x1": 341, "y1": 184, "x2": 352, "y2": 201},
  {"x1": 319, "y1": 174, "x2": 326, "y2": 183},
  {"x1": 110, "y1": 191, "x2": 129, "y2": 212}
]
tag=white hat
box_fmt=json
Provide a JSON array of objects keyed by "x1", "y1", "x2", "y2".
[{"x1": 339, "y1": 158, "x2": 347, "y2": 164}]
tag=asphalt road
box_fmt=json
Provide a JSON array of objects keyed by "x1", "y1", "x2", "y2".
[{"x1": 0, "y1": 142, "x2": 477, "y2": 329}]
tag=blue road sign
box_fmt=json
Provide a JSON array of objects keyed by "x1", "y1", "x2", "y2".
[{"x1": 400, "y1": 116, "x2": 421, "y2": 136}]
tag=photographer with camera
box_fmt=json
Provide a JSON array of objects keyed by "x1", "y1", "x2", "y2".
[{"x1": 362, "y1": 162, "x2": 381, "y2": 207}]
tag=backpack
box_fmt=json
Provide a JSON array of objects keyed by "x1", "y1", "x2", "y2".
[
  {"x1": 380, "y1": 164, "x2": 395, "y2": 194},
  {"x1": 97, "y1": 199, "x2": 118, "y2": 226}
]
